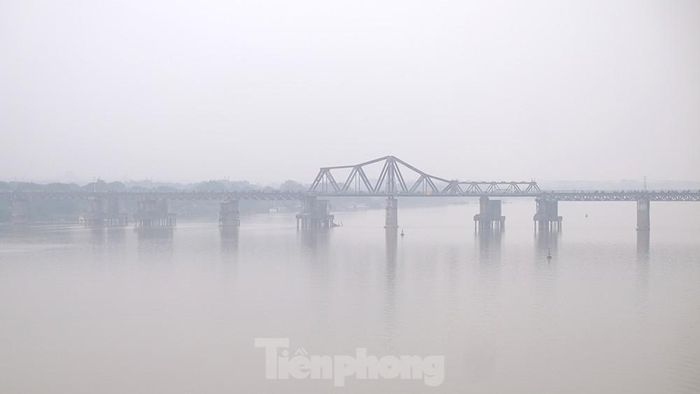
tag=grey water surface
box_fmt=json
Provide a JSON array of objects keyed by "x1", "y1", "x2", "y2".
[{"x1": 1, "y1": 200, "x2": 699, "y2": 393}]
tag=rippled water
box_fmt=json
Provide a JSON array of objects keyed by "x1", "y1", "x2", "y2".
[{"x1": 1, "y1": 200, "x2": 699, "y2": 393}]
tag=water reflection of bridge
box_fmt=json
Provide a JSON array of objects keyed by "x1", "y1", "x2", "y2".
[{"x1": 2, "y1": 156, "x2": 699, "y2": 235}]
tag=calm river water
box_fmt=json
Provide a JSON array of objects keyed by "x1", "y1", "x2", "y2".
[{"x1": 1, "y1": 200, "x2": 699, "y2": 393}]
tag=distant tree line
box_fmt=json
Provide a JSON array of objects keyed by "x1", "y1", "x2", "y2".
[{"x1": 0, "y1": 179, "x2": 308, "y2": 223}]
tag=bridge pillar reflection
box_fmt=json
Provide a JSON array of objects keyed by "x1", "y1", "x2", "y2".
[
  {"x1": 474, "y1": 196, "x2": 505, "y2": 233},
  {"x1": 219, "y1": 199, "x2": 240, "y2": 228},
  {"x1": 220, "y1": 225, "x2": 239, "y2": 259},
  {"x1": 534, "y1": 198, "x2": 562, "y2": 233},
  {"x1": 385, "y1": 196, "x2": 398, "y2": 229},
  {"x1": 636, "y1": 229, "x2": 650, "y2": 260},
  {"x1": 636, "y1": 198, "x2": 650, "y2": 231},
  {"x1": 134, "y1": 199, "x2": 175, "y2": 229},
  {"x1": 296, "y1": 196, "x2": 334, "y2": 230}
]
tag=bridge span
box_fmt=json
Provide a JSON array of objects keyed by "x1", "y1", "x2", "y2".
[{"x1": 2, "y1": 155, "x2": 699, "y2": 233}]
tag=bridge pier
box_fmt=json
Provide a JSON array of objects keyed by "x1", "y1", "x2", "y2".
[
  {"x1": 474, "y1": 196, "x2": 505, "y2": 233},
  {"x1": 385, "y1": 196, "x2": 398, "y2": 229},
  {"x1": 636, "y1": 198, "x2": 650, "y2": 231},
  {"x1": 534, "y1": 198, "x2": 562, "y2": 233},
  {"x1": 296, "y1": 196, "x2": 334, "y2": 230},
  {"x1": 219, "y1": 199, "x2": 240, "y2": 228},
  {"x1": 134, "y1": 199, "x2": 175, "y2": 229},
  {"x1": 10, "y1": 196, "x2": 30, "y2": 224}
]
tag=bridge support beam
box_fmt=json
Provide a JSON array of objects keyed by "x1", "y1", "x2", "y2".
[
  {"x1": 385, "y1": 196, "x2": 398, "y2": 229},
  {"x1": 637, "y1": 198, "x2": 650, "y2": 231},
  {"x1": 134, "y1": 199, "x2": 175, "y2": 229},
  {"x1": 474, "y1": 196, "x2": 505, "y2": 233},
  {"x1": 534, "y1": 198, "x2": 562, "y2": 233},
  {"x1": 296, "y1": 196, "x2": 334, "y2": 230},
  {"x1": 219, "y1": 199, "x2": 240, "y2": 228}
]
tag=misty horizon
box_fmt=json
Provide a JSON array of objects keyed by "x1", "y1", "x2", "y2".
[
  {"x1": 3, "y1": 174, "x2": 700, "y2": 194},
  {"x1": 2, "y1": 0, "x2": 699, "y2": 183}
]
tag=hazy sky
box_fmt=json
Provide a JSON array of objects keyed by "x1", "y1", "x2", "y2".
[{"x1": 1, "y1": 0, "x2": 698, "y2": 184}]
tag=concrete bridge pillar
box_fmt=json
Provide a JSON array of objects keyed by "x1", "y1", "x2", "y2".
[
  {"x1": 474, "y1": 196, "x2": 505, "y2": 233},
  {"x1": 385, "y1": 196, "x2": 398, "y2": 229},
  {"x1": 296, "y1": 196, "x2": 334, "y2": 230},
  {"x1": 636, "y1": 198, "x2": 650, "y2": 231},
  {"x1": 219, "y1": 199, "x2": 240, "y2": 227},
  {"x1": 10, "y1": 196, "x2": 30, "y2": 224},
  {"x1": 534, "y1": 198, "x2": 562, "y2": 233},
  {"x1": 134, "y1": 199, "x2": 175, "y2": 229}
]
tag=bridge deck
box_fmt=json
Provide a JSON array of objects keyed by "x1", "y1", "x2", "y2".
[
  {"x1": 1, "y1": 190, "x2": 699, "y2": 201},
  {"x1": 540, "y1": 190, "x2": 700, "y2": 202}
]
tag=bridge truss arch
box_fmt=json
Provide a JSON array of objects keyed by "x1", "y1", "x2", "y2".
[{"x1": 308, "y1": 155, "x2": 541, "y2": 197}]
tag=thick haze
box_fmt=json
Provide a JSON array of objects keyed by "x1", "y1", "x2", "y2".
[{"x1": 1, "y1": 0, "x2": 698, "y2": 184}]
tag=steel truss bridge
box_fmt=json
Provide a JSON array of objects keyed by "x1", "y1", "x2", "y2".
[
  {"x1": 0, "y1": 156, "x2": 698, "y2": 202},
  {"x1": 309, "y1": 156, "x2": 541, "y2": 197},
  {"x1": 2, "y1": 155, "x2": 698, "y2": 232},
  {"x1": 307, "y1": 156, "x2": 700, "y2": 201}
]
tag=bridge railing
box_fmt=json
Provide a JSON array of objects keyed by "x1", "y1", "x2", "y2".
[
  {"x1": 0, "y1": 190, "x2": 307, "y2": 201},
  {"x1": 539, "y1": 190, "x2": 700, "y2": 201}
]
